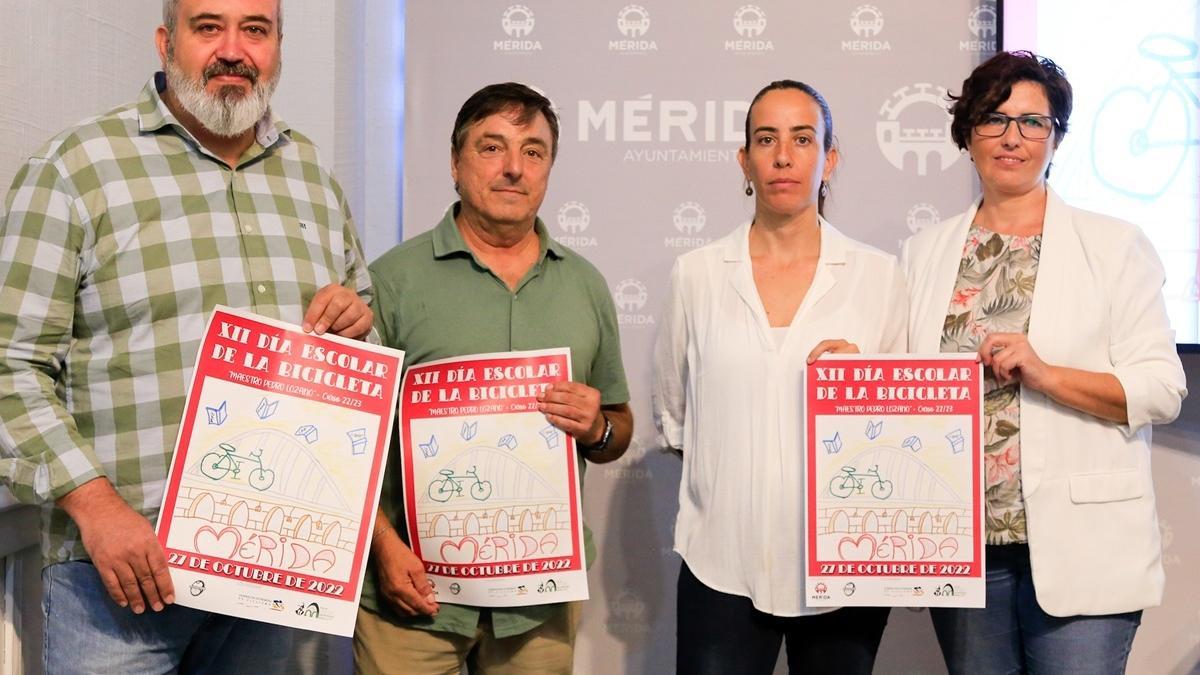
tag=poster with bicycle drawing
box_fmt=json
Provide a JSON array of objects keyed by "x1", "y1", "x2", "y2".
[
  {"x1": 804, "y1": 354, "x2": 984, "y2": 608},
  {"x1": 400, "y1": 348, "x2": 587, "y2": 607},
  {"x1": 156, "y1": 306, "x2": 404, "y2": 636}
]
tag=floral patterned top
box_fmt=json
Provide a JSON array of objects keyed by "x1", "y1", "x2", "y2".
[{"x1": 941, "y1": 225, "x2": 1042, "y2": 545}]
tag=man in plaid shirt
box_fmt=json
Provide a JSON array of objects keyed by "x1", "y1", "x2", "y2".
[{"x1": 0, "y1": 1, "x2": 373, "y2": 671}]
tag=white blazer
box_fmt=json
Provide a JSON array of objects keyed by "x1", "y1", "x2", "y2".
[
  {"x1": 654, "y1": 220, "x2": 908, "y2": 616},
  {"x1": 901, "y1": 187, "x2": 1187, "y2": 616}
]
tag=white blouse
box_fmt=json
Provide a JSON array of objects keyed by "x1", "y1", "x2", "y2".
[{"x1": 653, "y1": 220, "x2": 909, "y2": 616}]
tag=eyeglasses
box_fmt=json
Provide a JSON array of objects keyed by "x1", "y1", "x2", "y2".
[{"x1": 974, "y1": 113, "x2": 1056, "y2": 140}]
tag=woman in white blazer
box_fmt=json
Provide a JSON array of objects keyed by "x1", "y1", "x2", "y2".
[
  {"x1": 654, "y1": 80, "x2": 907, "y2": 674},
  {"x1": 902, "y1": 51, "x2": 1186, "y2": 674}
]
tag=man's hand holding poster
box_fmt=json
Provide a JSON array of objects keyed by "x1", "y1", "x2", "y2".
[
  {"x1": 400, "y1": 349, "x2": 587, "y2": 607},
  {"x1": 157, "y1": 306, "x2": 403, "y2": 636},
  {"x1": 805, "y1": 355, "x2": 984, "y2": 608}
]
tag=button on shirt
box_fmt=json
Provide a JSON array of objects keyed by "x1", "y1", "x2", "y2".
[
  {"x1": 363, "y1": 205, "x2": 629, "y2": 638},
  {"x1": 0, "y1": 74, "x2": 373, "y2": 565},
  {"x1": 653, "y1": 221, "x2": 908, "y2": 616}
]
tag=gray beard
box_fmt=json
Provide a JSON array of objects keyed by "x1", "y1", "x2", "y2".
[{"x1": 164, "y1": 59, "x2": 280, "y2": 138}]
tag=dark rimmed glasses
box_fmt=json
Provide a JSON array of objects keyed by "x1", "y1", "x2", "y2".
[{"x1": 974, "y1": 113, "x2": 1056, "y2": 140}]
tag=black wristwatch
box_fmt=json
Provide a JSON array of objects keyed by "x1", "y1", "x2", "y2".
[{"x1": 581, "y1": 414, "x2": 613, "y2": 455}]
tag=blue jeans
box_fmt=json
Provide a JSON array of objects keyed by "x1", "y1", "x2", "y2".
[
  {"x1": 930, "y1": 544, "x2": 1142, "y2": 675},
  {"x1": 43, "y1": 561, "x2": 293, "y2": 675}
]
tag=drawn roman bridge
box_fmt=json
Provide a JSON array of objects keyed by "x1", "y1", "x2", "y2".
[
  {"x1": 818, "y1": 446, "x2": 970, "y2": 536},
  {"x1": 417, "y1": 445, "x2": 570, "y2": 539},
  {"x1": 174, "y1": 428, "x2": 359, "y2": 551}
]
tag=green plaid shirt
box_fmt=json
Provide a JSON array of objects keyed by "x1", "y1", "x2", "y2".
[{"x1": 0, "y1": 74, "x2": 373, "y2": 566}]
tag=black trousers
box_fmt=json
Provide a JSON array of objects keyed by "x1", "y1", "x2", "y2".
[{"x1": 676, "y1": 562, "x2": 890, "y2": 675}]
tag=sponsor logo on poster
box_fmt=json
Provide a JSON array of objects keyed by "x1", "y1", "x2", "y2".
[
  {"x1": 555, "y1": 201, "x2": 598, "y2": 248},
  {"x1": 877, "y1": 84, "x2": 964, "y2": 176},
  {"x1": 295, "y1": 601, "x2": 320, "y2": 618},
  {"x1": 906, "y1": 203, "x2": 941, "y2": 233},
  {"x1": 844, "y1": 4, "x2": 892, "y2": 54},
  {"x1": 933, "y1": 583, "x2": 957, "y2": 597},
  {"x1": 726, "y1": 5, "x2": 774, "y2": 53},
  {"x1": 882, "y1": 583, "x2": 957, "y2": 599},
  {"x1": 496, "y1": 5, "x2": 542, "y2": 53},
  {"x1": 613, "y1": 278, "x2": 655, "y2": 326},
  {"x1": 961, "y1": 2, "x2": 997, "y2": 51},
  {"x1": 611, "y1": 4, "x2": 658, "y2": 53},
  {"x1": 664, "y1": 201, "x2": 712, "y2": 249}
]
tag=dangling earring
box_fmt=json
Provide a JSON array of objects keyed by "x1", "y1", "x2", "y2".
[
  {"x1": 819, "y1": 181, "x2": 829, "y2": 198},
  {"x1": 744, "y1": 179, "x2": 753, "y2": 196}
]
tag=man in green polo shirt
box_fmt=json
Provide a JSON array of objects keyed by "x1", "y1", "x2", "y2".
[{"x1": 356, "y1": 82, "x2": 633, "y2": 674}]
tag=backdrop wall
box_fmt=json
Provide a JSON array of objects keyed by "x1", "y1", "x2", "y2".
[
  {"x1": 0, "y1": 2, "x2": 1197, "y2": 673},
  {"x1": 402, "y1": 3, "x2": 1199, "y2": 674}
]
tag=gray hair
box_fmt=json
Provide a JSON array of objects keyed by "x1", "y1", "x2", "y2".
[{"x1": 162, "y1": 0, "x2": 283, "y2": 40}]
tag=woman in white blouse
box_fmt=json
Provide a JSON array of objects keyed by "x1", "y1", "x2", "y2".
[{"x1": 653, "y1": 80, "x2": 908, "y2": 674}]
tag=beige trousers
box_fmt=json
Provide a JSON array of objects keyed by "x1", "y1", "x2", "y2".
[{"x1": 353, "y1": 604, "x2": 580, "y2": 675}]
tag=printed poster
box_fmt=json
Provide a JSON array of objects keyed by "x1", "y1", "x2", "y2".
[
  {"x1": 157, "y1": 306, "x2": 404, "y2": 636},
  {"x1": 400, "y1": 349, "x2": 587, "y2": 606},
  {"x1": 804, "y1": 355, "x2": 984, "y2": 607}
]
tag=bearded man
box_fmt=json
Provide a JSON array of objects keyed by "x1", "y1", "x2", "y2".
[{"x1": 0, "y1": 1, "x2": 372, "y2": 672}]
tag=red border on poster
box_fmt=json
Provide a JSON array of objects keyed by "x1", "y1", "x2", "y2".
[
  {"x1": 158, "y1": 307, "x2": 401, "y2": 604},
  {"x1": 805, "y1": 356, "x2": 984, "y2": 582}
]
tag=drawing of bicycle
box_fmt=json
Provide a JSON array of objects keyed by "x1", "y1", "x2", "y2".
[
  {"x1": 200, "y1": 442, "x2": 275, "y2": 491},
  {"x1": 427, "y1": 466, "x2": 493, "y2": 502},
  {"x1": 829, "y1": 465, "x2": 894, "y2": 500},
  {"x1": 1091, "y1": 34, "x2": 1199, "y2": 199}
]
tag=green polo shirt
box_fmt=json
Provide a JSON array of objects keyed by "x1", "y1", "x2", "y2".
[{"x1": 361, "y1": 204, "x2": 629, "y2": 638}]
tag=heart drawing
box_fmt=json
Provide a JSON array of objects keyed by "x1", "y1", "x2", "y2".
[
  {"x1": 194, "y1": 525, "x2": 242, "y2": 559},
  {"x1": 440, "y1": 537, "x2": 481, "y2": 564},
  {"x1": 836, "y1": 534, "x2": 878, "y2": 561}
]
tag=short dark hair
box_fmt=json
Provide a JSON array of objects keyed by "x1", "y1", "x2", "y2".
[
  {"x1": 451, "y1": 83, "x2": 559, "y2": 160},
  {"x1": 743, "y1": 79, "x2": 837, "y2": 215},
  {"x1": 948, "y1": 50, "x2": 1072, "y2": 152}
]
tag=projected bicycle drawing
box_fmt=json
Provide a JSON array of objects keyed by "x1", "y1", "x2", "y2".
[
  {"x1": 199, "y1": 442, "x2": 275, "y2": 491},
  {"x1": 1091, "y1": 34, "x2": 1199, "y2": 199}
]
